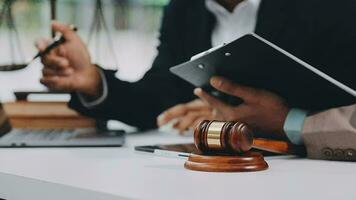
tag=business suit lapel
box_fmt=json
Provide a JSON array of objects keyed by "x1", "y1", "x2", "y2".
[
  {"x1": 255, "y1": 0, "x2": 292, "y2": 42},
  {"x1": 184, "y1": 0, "x2": 215, "y2": 59}
]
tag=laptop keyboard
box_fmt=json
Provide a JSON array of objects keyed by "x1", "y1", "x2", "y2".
[
  {"x1": 1, "y1": 129, "x2": 80, "y2": 142},
  {"x1": 0, "y1": 128, "x2": 125, "y2": 147}
]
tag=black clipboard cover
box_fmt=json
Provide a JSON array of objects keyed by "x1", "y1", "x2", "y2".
[{"x1": 170, "y1": 33, "x2": 356, "y2": 111}]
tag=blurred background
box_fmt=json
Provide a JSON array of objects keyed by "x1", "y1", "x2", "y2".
[{"x1": 0, "y1": 0, "x2": 169, "y2": 101}]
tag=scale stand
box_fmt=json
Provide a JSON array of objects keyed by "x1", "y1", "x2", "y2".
[
  {"x1": 87, "y1": 0, "x2": 119, "y2": 69},
  {"x1": 0, "y1": 0, "x2": 28, "y2": 71}
]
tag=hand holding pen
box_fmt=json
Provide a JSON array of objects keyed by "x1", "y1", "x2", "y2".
[
  {"x1": 36, "y1": 21, "x2": 102, "y2": 97},
  {"x1": 33, "y1": 24, "x2": 77, "y2": 61}
]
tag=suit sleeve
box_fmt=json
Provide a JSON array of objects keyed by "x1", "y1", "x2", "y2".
[
  {"x1": 68, "y1": 1, "x2": 194, "y2": 130},
  {"x1": 302, "y1": 104, "x2": 356, "y2": 161}
]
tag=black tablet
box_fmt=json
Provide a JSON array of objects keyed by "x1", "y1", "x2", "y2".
[{"x1": 170, "y1": 33, "x2": 356, "y2": 110}]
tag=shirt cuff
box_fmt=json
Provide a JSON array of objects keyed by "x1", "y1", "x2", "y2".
[
  {"x1": 283, "y1": 108, "x2": 308, "y2": 145},
  {"x1": 77, "y1": 68, "x2": 108, "y2": 109}
]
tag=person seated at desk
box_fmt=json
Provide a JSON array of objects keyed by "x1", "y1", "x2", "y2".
[
  {"x1": 36, "y1": 0, "x2": 356, "y2": 130},
  {"x1": 159, "y1": 76, "x2": 356, "y2": 161}
]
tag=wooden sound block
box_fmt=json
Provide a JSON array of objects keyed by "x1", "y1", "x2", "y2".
[{"x1": 184, "y1": 152, "x2": 268, "y2": 172}]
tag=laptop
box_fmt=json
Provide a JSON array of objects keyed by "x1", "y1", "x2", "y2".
[{"x1": 0, "y1": 102, "x2": 125, "y2": 148}]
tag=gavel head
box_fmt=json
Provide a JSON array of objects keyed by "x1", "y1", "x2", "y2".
[{"x1": 194, "y1": 120, "x2": 253, "y2": 155}]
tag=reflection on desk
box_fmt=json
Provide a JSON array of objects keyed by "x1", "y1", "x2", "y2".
[{"x1": 0, "y1": 172, "x2": 129, "y2": 200}]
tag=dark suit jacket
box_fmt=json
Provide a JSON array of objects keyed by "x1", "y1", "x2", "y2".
[{"x1": 69, "y1": 0, "x2": 356, "y2": 129}]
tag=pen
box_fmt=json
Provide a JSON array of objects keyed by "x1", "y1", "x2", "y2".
[
  {"x1": 135, "y1": 146, "x2": 190, "y2": 159},
  {"x1": 153, "y1": 149, "x2": 190, "y2": 159},
  {"x1": 0, "y1": 25, "x2": 78, "y2": 72},
  {"x1": 32, "y1": 24, "x2": 78, "y2": 61}
]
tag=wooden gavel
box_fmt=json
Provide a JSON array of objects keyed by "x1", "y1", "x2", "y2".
[
  {"x1": 188, "y1": 120, "x2": 305, "y2": 172},
  {"x1": 194, "y1": 120, "x2": 304, "y2": 155},
  {"x1": 187, "y1": 120, "x2": 266, "y2": 172},
  {"x1": 194, "y1": 120, "x2": 253, "y2": 154}
]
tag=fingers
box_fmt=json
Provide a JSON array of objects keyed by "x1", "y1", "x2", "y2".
[
  {"x1": 194, "y1": 88, "x2": 233, "y2": 115},
  {"x1": 41, "y1": 55, "x2": 70, "y2": 70},
  {"x1": 157, "y1": 104, "x2": 186, "y2": 126},
  {"x1": 51, "y1": 21, "x2": 75, "y2": 39},
  {"x1": 173, "y1": 110, "x2": 212, "y2": 134},
  {"x1": 191, "y1": 117, "x2": 209, "y2": 130},
  {"x1": 190, "y1": 112, "x2": 224, "y2": 130},
  {"x1": 35, "y1": 38, "x2": 65, "y2": 62},
  {"x1": 35, "y1": 38, "x2": 52, "y2": 52},
  {"x1": 57, "y1": 45, "x2": 67, "y2": 57},
  {"x1": 35, "y1": 21, "x2": 75, "y2": 55},
  {"x1": 40, "y1": 76, "x2": 74, "y2": 91},
  {"x1": 210, "y1": 76, "x2": 260, "y2": 102},
  {"x1": 157, "y1": 99, "x2": 208, "y2": 126},
  {"x1": 42, "y1": 67, "x2": 74, "y2": 77}
]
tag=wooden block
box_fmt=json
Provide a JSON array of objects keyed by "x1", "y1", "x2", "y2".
[
  {"x1": 184, "y1": 152, "x2": 268, "y2": 172},
  {"x1": 7, "y1": 118, "x2": 95, "y2": 129},
  {"x1": 3, "y1": 102, "x2": 96, "y2": 129},
  {"x1": 4, "y1": 102, "x2": 81, "y2": 118}
]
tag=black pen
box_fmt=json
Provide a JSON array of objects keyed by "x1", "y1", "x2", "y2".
[{"x1": 32, "y1": 24, "x2": 77, "y2": 61}]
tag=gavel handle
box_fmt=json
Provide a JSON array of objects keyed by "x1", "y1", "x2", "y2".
[{"x1": 253, "y1": 138, "x2": 306, "y2": 156}]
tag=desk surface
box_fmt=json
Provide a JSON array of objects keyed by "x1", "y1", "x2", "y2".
[{"x1": 0, "y1": 130, "x2": 355, "y2": 200}]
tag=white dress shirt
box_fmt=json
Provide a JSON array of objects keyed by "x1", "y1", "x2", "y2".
[{"x1": 206, "y1": 0, "x2": 261, "y2": 47}]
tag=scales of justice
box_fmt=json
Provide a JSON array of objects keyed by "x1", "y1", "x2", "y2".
[{"x1": 0, "y1": 0, "x2": 118, "y2": 72}]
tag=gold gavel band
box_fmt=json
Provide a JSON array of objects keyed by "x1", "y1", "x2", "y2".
[{"x1": 207, "y1": 121, "x2": 225, "y2": 149}]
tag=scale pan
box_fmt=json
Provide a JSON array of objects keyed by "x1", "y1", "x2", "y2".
[{"x1": 0, "y1": 64, "x2": 29, "y2": 71}]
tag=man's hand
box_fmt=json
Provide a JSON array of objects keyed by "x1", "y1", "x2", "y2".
[
  {"x1": 36, "y1": 21, "x2": 101, "y2": 97},
  {"x1": 157, "y1": 99, "x2": 222, "y2": 134},
  {"x1": 194, "y1": 76, "x2": 290, "y2": 139}
]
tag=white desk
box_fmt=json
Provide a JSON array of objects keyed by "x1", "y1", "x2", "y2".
[{"x1": 0, "y1": 130, "x2": 355, "y2": 200}]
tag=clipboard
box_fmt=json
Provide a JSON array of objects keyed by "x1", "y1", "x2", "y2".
[{"x1": 170, "y1": 33, "x2": 356, "y2": 110}]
